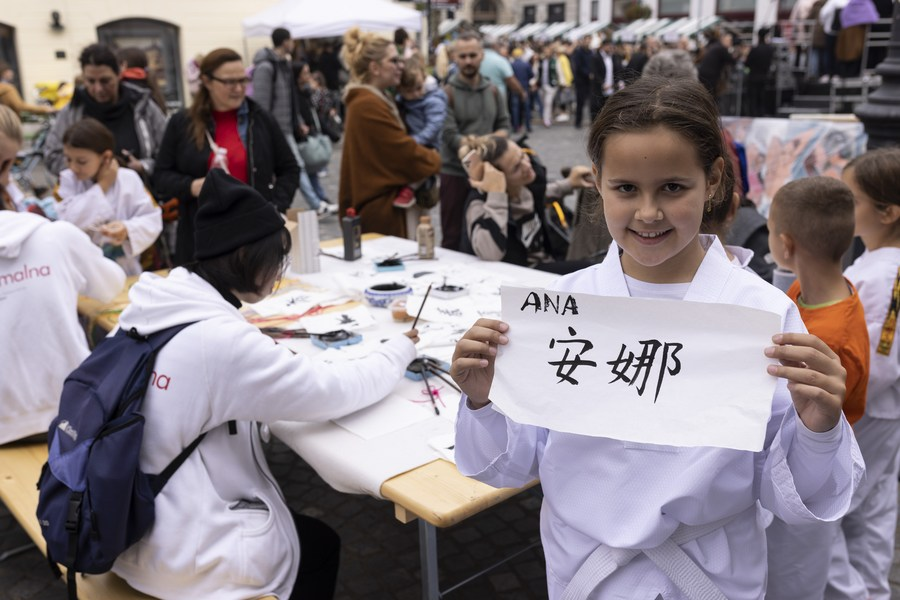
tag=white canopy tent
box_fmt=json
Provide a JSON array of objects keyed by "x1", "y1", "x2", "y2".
[{"x1": 243, "y1": 0, "x2": 422, "y2": 39}]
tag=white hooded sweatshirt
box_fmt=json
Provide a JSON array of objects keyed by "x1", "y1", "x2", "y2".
[
  {"x1": 112, "y1": 267, "x2": 417, "y2": 599},
  {"x1": 0, "y1": 211, "x2": 124, "y2": 444}
]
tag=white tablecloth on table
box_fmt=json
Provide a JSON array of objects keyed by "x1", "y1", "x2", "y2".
[{"x1": 269, "y1": 236, "x2": 556, "y2": 497}]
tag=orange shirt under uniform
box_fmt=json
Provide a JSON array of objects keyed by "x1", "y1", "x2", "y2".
[{"x1": 788, "y1": 279, "x2": 870, "y2": 424}]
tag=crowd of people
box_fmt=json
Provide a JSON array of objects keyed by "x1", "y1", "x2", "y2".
[{"x1": 0, "y1": 19, "x2": 898, "y2": 600}]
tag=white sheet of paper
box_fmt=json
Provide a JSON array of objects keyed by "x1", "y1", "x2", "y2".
[
  {"x1": 333, "y1": 392, "x2": 435, "y2": 440},
  {"x1": 246, "y1": 290, "x2": 321, "y2": 317},
  {"x1": 494, "y1": 285, "x2": 782, "y2": 451},
  {"x1": 300, "y1": 304, "x2": 376, "y2": 333},
  {"x1": 405, "y1": 295, "x2": 483, "y2": 326}
]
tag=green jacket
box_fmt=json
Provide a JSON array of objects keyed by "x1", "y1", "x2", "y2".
[{"x1": 440, "y1": 73, "x2": 510, "y2": 178}]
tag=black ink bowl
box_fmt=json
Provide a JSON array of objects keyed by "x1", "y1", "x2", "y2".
[{"x1": 364, "y1": 282, "x2": 412, "y2": 308}]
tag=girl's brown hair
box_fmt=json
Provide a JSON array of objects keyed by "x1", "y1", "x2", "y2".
[
  {"x1": 342, "y1": 27, "x2": 391, "y2": 84},
  {"x1": 188, "y1": 48, "x2": 243, "y2": 149},
  {"x1": 587, "y1": 76, "x2": 727, "y2": 220},
  {"x1": 62, "y1": 118, "x2": 115, "y2": 154},
  {"x1": 844, "y1": 147, "x2": 900, "y2": 210}
]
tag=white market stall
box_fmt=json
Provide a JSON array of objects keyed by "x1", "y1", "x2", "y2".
[{"x1": 243, "y1": 0, "x2": 422, "y2": 39}]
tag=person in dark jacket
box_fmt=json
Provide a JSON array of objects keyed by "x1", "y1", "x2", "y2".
[
  {"x1": 697, "y1": 30, "x2": 736, "y2": 100},
  {"x1": 570, "y1": 35, "x2": 594, "y2": 128},
  {"x1": 589, "y1": 39, "x2": 624, "y2": 121},
  {"x1": 745, "y1": 28, "x2": 777, "y2": 116},
  {"x1": 152, "y1": 48, "x2": 299, "y2": 266},
  {"x1": 43, "y1": 44, "x2": 167, "y2": 177}
]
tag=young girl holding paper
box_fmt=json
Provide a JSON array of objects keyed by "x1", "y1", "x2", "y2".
[
  {"x1": 450, "y1": 76, "x2": 863, "y2": 599},
  {"x1": 56, "y1": 118, "x2": 161, "y2": 275}
]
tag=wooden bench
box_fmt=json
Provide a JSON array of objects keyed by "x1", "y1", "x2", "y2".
[{"x1": 0, "y1": 442, "x2": 276, "y2": 600}]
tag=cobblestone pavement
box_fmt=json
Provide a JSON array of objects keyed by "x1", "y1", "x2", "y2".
[{"x1": 3, "y1": 122, "x2": 900, "y2": 599}]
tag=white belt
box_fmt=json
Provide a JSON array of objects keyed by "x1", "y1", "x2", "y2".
[{"x1": 562, "y1": 506, "x2": 756, "y2": 600}]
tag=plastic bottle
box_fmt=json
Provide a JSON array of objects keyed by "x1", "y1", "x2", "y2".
[
  {"x1": 416, "y1": 215, "x2": 435, "y2": 259},
  {"x1": 342, "y1": 208, "x2": 362, "y2": 261}
]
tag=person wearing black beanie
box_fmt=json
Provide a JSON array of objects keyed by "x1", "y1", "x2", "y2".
[
  {"x1": 110, "y1": 175, "x2": 420, "y2": 598},
  {"x1": 194, "y1": 168, "x2": 285, "y2": 260}
]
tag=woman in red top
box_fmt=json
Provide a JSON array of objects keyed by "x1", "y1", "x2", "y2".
[{"x1": 153, "y1": 48, "x2": 299, "y2": 265}]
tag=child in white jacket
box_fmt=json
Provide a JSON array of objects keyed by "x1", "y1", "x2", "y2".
[
  {"x1": 0, "y1": 105, "x2": 125, "y2": 444},
  {"x1": 56, "y1": 118, "x2": 161, "y2": 275},
  {"x1": 827, "y1": 147, "x2": 900, "y2": 599},
  {"x1": 112, "y1": 169, "x2": 419, "y2": 599}
]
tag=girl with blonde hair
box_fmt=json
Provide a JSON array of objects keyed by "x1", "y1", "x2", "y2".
[{"x1": 338, "y1": 27, "x2": 440, "y2": 238}]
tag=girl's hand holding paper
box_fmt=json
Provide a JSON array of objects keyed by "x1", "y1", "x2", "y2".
[{"x1": 450, "y1": 318, "x2": 509, "y2": 409}]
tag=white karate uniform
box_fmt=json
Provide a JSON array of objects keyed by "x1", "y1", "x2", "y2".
[
  {"x1": 456, "y1": 236, "x2": 864, "y2": 599},
  {"x1": 826, "y1": 247, "x2": 900, "y2": 600},
  {"x1": 56, "y1": 167, "x2": 162, "y2": 276}
]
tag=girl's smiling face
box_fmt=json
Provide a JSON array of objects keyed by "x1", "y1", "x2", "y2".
[
  {"x1": 598, "y1": 125, "x2": 723, "y2": 284},
  {"x1": 63, "y1": 146, "x2": 106, "y2": 182}
]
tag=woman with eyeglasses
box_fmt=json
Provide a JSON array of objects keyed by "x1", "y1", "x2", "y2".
[
  {"x1": 339, "y1": 27, "x2": 441, "y2": 238},
  {"x1": 153, "y1": 48, "x2": 299, "y2": 265}
]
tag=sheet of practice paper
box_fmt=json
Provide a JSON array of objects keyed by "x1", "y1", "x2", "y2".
[
  {"x1": 493, "y1": 285, "x2": 782, "y2": 451},
  {"x1": 246, "y1": 289, "x2": 344, "y2": 317},
  {"x1": 333, "y1": 392, "x2": 435, "y2": 440},
  {"x1": 300, "y1": 304, "x2": 376, "y2": 333}
]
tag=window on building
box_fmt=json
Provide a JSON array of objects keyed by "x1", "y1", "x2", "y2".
[
  {"x1": 473, "y1": 0, "x2": 498, "y2": 25},
  {"x1": 547, "y1": 3, "x2": 566, "y2": 22},
  {"x1": 524, "y1": 5, "x2": 537, "y2": 23},
  {"x1": 591, "y1": 1, "x2": 600, "y2": 20},
  {"x1": 97, "y1": 18, "x2": 183, "y2": 108},
  {"x1": 658, "y1": 0, "x2": 689, "y2": 18},
  {"x1": 717, "y1": 0, "x2": 756, "y2": 20},
  {"x1": 0, "y1": 23, "x2": 20, "y2": 95},
  {"x1": 779, "y1": 0, "x2": 796, "y2": 19}
]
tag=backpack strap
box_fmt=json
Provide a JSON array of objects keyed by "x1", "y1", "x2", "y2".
[
  {"x1": 65, "y1": 491, "x2": 84, "y2": 600},
  {"x1": 444, "y1": 84, "x2": 454, "y2": 110},
  {"x1": 128, "y1": 321, "x2": 204, "y2": 496},
  {"x1": 148, "y1": 432, "x2": 207, "y2": 495}
]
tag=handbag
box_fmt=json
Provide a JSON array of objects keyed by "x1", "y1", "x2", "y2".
[
  {"x1": 298, "y1": 110, "x2": 333, "y2": 173},
  {"x1": 414, "y1": 175, "x2": 440, "y2": 210}
]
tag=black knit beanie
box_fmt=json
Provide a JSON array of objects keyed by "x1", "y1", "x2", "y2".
[{"x1": 194, "y1": 169, "x2": 284, "y2": 260}]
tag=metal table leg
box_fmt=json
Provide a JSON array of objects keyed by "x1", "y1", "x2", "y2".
[{"x1": 418, "y1": 520, "x2": 440, "y2": 599}]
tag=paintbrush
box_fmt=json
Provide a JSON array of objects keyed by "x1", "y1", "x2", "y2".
[
  {"x1": 410, "y1": 283, "x2": 433, "y2": 331},
  {"x1": 421, "y1": 370, "x2": 440, "y2": 416}
]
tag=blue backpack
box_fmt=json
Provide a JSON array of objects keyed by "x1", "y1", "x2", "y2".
[{"x1": 36, "y1": 323, "x2": 202, "y2": 599}]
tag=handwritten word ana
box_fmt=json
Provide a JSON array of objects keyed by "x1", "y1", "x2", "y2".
[{"x1": 521, "y1": 292, "x2": 579, "y2": 315}]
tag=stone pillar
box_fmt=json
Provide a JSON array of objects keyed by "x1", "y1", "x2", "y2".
[{"x1": 855, "y1": 0, "x2": 900, "y2": 149}]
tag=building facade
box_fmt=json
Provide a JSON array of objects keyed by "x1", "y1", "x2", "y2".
[
  {"x1": 456, "y1": 0, "x2": 796, "y2": 35},
  {"x1": 0, "y1": 0, "x2": 343, "y2": 110}
]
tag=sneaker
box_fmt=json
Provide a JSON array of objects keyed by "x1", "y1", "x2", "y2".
[
  {"x1": 393, "y1": 187, "x2": 416, "y2": 209},
  {"x1": 316, "y1": 202, "x2": 338, "y2": 217},
  {"x1": 818, "y1": 74, "x2": 831, "y2": 84}
]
